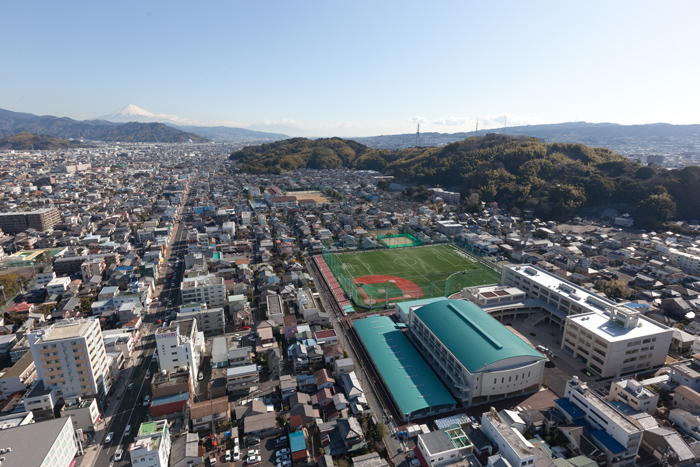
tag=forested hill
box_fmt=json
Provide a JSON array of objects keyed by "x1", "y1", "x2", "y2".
[
  {"x1": 230, "y1": 134, "x2": 700, "y2": 228},
  {"x1": 0, "y1": 132, "x2": 91, "y2": 150}
]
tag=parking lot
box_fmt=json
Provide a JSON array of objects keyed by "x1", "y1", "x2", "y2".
[{"x1": 503, "y1": 315, "x2": 608, "y2": 397}]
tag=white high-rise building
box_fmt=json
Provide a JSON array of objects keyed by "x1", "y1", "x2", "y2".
[
  {"x1": 29, "y1": 318, "x2": 111, "y2": 402},
  {"x1": 154, "y1": 319, "x2": 204, "y2": 383},
  {"x1": 180, "y1": 274, "x2": 227, "y2": 308}
]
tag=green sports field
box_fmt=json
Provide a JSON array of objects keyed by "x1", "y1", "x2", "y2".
[{"x1": 325, "y1": 244, "x2": 501, "y2": 308}]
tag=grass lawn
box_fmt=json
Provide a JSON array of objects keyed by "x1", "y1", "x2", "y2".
[{"x1": 326, "y1": 244, "x2": 500, "y2": 307}]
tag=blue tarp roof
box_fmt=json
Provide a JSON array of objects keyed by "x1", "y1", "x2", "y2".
[
  {"x1": 555, "y1": 398, "x2": 585, "y2": 419},
  {"x1": 591, "y1": 430, "x2": 626, "y2": 454},
  {"x1": 289, "y1": 430, "x2": 306, "y2": 453}
]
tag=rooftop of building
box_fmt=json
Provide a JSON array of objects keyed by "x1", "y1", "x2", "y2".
[
  {"x1": 412, "y1": 299, "x2": 544, "y2": 373},
  {"x1": 571, "y1": 381, "x2": 642, "y2": 435},
  {"x1": 227, "y1": 364, "x2": 258, "y2": 377},
  {"x1": 41, "y1": 319, "x2": 95, "y2": 341},
  {"x1": 0, "y1": 351, "x2": 34, "y2": 379},
  {"x1": 567, "y1": 310, "x2": 670, "y2": 342},
  {"x1": 0, "y1": 416, "x2": 73, "y2": 467},
  {"x1": 137, "y1": 419, "x2": 168, "y2": 437},
  {"x1": 354, "y1": 316, "x2": 455, "y2": 419},
  {"x1": 484, "y1": 409, "x2": 534, "y2": 460},
  {"x1": 505, "y1": 265, "x2": 616, "y2": 314},
  {"x1": 613, "y1": 378, "x2": 657, "y2": 399}
]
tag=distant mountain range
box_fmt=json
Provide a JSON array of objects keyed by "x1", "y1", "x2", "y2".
[
  {"x1": 98, "y1": 104, "x2": 289, "y2": 142},
  {"x1": 0, "y1": 106, "x2": 288, "y2": 143},
  {"x1": 0, "y1": 132, "x2": 92, "y2": 150},
  {"x1": 354, "y1": 122, "x2": 700, "y2": 156}
]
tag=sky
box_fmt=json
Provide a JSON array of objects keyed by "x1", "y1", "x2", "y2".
[{"x1": 2, "y1": 1, "x2": 699, "y2": 137}]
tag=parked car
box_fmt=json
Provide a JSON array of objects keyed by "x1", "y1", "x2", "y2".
[
  {"x1": 277, "y1": 448, "x2": 290, "y2": 456},
  {"x1": 233, "y1": 446, "x2": 240, "y2": 461},
  {"x1": 247, "y1": 455, "x2": 261, "y2": 466},
  {"x1": 225, "y1": 450, "x2": 232, "y2": 462},
  {"x1": 104, "y1": 432, "x2": 114, "y2": 444},
  {"x1": 245, "y1": 436, "x2": 260, "y2": 447}
]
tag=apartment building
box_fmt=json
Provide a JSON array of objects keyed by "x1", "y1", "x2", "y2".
[
  {"x1": 408, "y1": 299, "x2": 545, "y2": 406},
  {"x1": 155, "y1": 319, "x2": 203, "y2": 383},
  {"x1": 80, "y1": 257, "x2": 105, "y2": 281},
  {"x1": 129, "y1": 420, "x2": 172, "y2": 467},
  {"x1": 180, "y1": 274, "x2": 227, "y2": 308},
  {"x1": 226, "y1": 364, "x2": 259, "y2": 395},
  {"x1": 29, "y1": 318, "x2": 111, "y2": 402},
  {"x1": 0, "y1": 207, "x2": 61, "y2": 234},
  {"x1": 669, "y1": 249, "x2": 700, "y2": 276},
  {"x1": 560, "y1": 377, "x2": 643, "y2": 467},
  {"x1": 177, "y1": 304, "x2": 225, "y2": 335},
  {"x1": 561, "y1": 305, "x2": 672, "y2": 378}
]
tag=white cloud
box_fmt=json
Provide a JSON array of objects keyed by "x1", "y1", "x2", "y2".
[
  {"x1": 432, "y1": 116, "x2": 470, "y2": 126},
  {"x1": 259, "y1": 118, "x2": 300, "y2": 127},
  {"x1": 406, "y1": 116, "x2": 429, "y2": 124}
]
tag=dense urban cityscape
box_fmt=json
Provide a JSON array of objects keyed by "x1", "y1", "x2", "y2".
[{"x1": 0, "y1": 138, "x2": 699, "y2": 467}]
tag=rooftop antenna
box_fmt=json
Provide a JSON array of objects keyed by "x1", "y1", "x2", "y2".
[{"x1": 415, "y1": 123, "x2": 420, "y2": 147}]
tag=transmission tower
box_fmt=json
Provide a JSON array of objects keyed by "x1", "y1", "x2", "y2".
[
  {"x1": 415, "y1": 124, "x2": 420, "y2": 146},
  {"x1": 475, "y1": 118, "x2": 478, "y2": 137},
  {"x1": 504, "y1": 116, "x2": 507, "y2": 135}
]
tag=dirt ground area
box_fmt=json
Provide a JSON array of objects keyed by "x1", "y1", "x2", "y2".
[{"x1": 287, "y1": 190, "x2": 330, "y2": 203}]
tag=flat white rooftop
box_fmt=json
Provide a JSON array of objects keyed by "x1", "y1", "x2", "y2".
[
  {"x1": 568, "y1": 312, "x2": 669, "y2": 341},
  {"x1": 507, "y1": 265, "x2": 616, "y2": 315}
]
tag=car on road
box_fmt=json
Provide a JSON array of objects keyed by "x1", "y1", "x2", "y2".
[
  {"x1": 146, "y1": 371, "x2": 151, "y2": 378},
  {"x1": 143, "y1": 395, "x2": 150, "y2": 406},
  {"x1": 127, "y1": 383, "x2": 134, "y2": 391},
  {"x1": 104, "y1": 432, "x2": 114, "y2": 444},
  {"x1": 125, "y1": 424, "x2": 132, "y2": 436},
  {"x1": 114, "y1": 448, "x2": 123, "y2": 461},
  {"x1": 137, "y1": 396, "x2": 143, "y2": 405}
]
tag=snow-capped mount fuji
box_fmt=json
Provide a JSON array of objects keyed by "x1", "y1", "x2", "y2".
[
  {"x1": 96, "y1": 105, "x2": 289, "y2": 141},
  {"x1": 98, "y1": 104, "x2": 180, "y2": 124}
]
